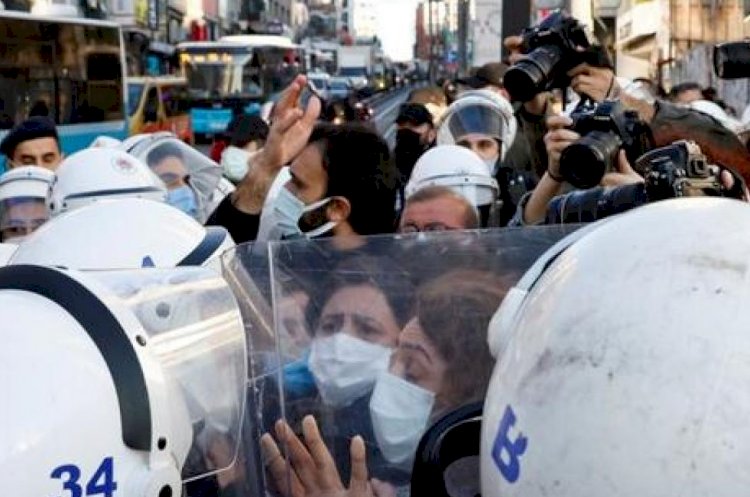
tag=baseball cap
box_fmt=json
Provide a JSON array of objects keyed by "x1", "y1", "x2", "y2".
[
  {"x1": 457, "y1": 62, "x2": 509, "y2": 89},
  {"x1": 396, "y1": 103, "x2": 434, "y2": 127}
]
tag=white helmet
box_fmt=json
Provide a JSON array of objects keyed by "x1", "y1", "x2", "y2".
[
  {"x1": 0, "y1": 264, "x2": 247, "y2": 495},
  {"x1": 437, "y1": 89, "x2": 517, "y2": 161},
  {"x1": 0, "y1": 166, "x2": 54, "y2": 243},
  {"x1": 89, "y1": 135, "x2": 123, "y2": 148},
  {"x1": 50, "y1": 148, "x2": 166, "y2": 216},
  {"x1": 482, "y1": 197, "x2": 750, "y2": 497},
  {"x1": 10, "y1": 198, "x2": 234, "y2": 271},
  {"x1": 120, "y1": 132, "x2": 235, "y2": 223},
  {"x1": 405, "y1": 145, "x2": 498, "y2": 207},
  {"x1": 689, "y1": 99, "x2": 743, "y2": 134}
]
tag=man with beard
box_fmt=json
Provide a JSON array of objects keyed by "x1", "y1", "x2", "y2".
[{"x1": 394, "y1": 103, "x2": 436, "y2": 206}]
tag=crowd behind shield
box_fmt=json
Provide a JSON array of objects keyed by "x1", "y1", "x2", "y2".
[{"x1": 5, "y1": 8, "x2": 750, "y2": 497}]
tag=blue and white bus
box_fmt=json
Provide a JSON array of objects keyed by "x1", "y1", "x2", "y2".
[
  {"x1": 0, "y1": 12, "x2": 127, "y2": 158},
  {"x1": 176, "y1": 35, "x2": 304, "y2": 139}
]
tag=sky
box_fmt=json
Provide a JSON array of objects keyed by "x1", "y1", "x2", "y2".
[{"x1": 375, "y1": 0, "x2": 420, "y2": 62}]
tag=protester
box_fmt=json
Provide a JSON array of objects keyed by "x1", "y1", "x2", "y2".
[
  {"x1": 220, "y1": 114, "x2": 269, "y2": 184},
  {"x1": 207, "y1": 76, "x2": 399, "y2": 244},
  {"x1": 0, "y1": 117, "x2": 63, "y2": 170}
]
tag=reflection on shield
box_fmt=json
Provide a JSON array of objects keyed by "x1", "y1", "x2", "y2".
[{"x1": 221, "y1": 225, "x2": 581, "y2": 496}]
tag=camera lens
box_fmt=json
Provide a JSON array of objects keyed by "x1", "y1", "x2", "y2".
[
  {"x1": 546, "y1": 183, "x2": 648, "y2": 224},
  {"x1": 559, "y1": 131, "x2": 622, "y2": 189},
  {"x1": 505, "y1": 45, "x2": 563, "y2": 102},
  {"x1": 714, "y1": 42, "x2": 750, "y2": 79}
]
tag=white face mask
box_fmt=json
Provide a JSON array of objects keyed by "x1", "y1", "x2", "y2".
[
  {"x1": 484, "y1": 154, "x2": 500, "y2": 177},
  {"x1": 369, "y1": 371, "x2": 436, "y2": 468},
  {"x1": 308, "y1": 333, "x2": 392, "y2": 408},
  {"x1": 221, "y1": 146, "x2": 256, "y2": 183},
  {"x1": 257, "y1": 188, "x2": 339, "y2": 242}
]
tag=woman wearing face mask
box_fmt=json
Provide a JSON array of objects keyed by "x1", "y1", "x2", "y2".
[
  {"x1": 287, "y1": 255, "x2": 414, "y2": 483},
  {"x1": 220, "y1": 115, "x2": 269, "y2": 184},
  {"x1": 369, "y1": 270, "x2": 510, "y2": 471}
]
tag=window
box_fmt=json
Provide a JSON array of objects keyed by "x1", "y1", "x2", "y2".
[
  {"x1": 143, "y1": 87, "x2": 159, "y2": 122},
  {"x1": 161, "y1": 85, "x2": 190, "y2": 117},
  {"x1": 0, "y1": 19, "x2": 124, "y2": 126}
]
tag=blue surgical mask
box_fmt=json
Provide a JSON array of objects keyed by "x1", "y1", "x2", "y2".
[
  {"x1": 167, "y1": 185, "x2": 199, "y2": 219},
  {"x1": 282, "y1": 352, "x2": 317, "y2": 400},
  {"x1": 257, "y1": 188, "x2": 338, "y2": 242}
]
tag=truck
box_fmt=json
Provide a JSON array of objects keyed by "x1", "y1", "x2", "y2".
[{"x1": 337, "y1": 45, "x2": 374, "y2": 90}]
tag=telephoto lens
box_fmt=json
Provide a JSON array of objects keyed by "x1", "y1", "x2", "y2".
[
  {"x1": 558, "y1": 131, "x2": 622, "y2": 189},
  {"x1": 545, "y1": 183, "x2": 648, "y2": 224},
  {"x1": 504, "y1": 45, "x2": 564, "y2": 102}
]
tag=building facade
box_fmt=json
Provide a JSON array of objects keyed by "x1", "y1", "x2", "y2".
[{"x1": 615, "y1": 0, "x2": 750, "y2": 112}]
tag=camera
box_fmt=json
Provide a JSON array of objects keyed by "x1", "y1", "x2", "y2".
[
  {"x1": 547, "y1": 140, "x2": 737, "y2": 224},
  {"x1": 504, "y1": 10, "x2": 611, "y2": 102},
  {"x1": 714, "y1": 41, "x2": 750, "y2": 79},
  {"x1": 558, "y1": 100, "x2": 651, "y2": 189}
]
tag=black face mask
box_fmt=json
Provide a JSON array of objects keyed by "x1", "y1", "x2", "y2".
[{"x1": 395, "y1": 129, "x2": 430, "y2": 180}]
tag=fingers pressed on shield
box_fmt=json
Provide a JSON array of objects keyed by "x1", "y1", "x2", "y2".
[
  {"x1": 301, "y1": 415, "x2": 344, "y2": 489},
  {"x1": 261, "y1": 432, "x2": 305, "y2": 497},
  {"x1": 348, "y1": 436, "x2": 371, "y2": 494},
  {"x1": 276, "y1": 419, "x2": 321, "y2": 492}
]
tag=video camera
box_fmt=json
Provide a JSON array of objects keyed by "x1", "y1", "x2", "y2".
[
  {"x1": 504, "y1": 10, "x2": 612, "y2": 102},
  {"x1": 714, "y1": 41, "x2": 750, "y2": 79},
  {"x1": 558, "y1": 100, "x2": 652, "y2": 189},
  {"x1": 547, "y1": 140, "x2": 740, "y2": 224}
]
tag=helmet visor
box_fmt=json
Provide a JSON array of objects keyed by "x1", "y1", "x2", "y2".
[
  {"x1": 440, "y1": 105, "x2": 507, "y2": 144},
  {"x1": 0, "y1": 197, "x2": 49, "y2": 240},
  {"x1": 97, "y1": 267, "x2": 247, "y2": 482},
  {"x1": 126, "y1": 134, "x2": 224, "y2": 221}
]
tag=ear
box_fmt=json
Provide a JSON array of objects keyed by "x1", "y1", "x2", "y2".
[
  {"x1": 326, "y1": 196, "x2": 351, "y2": 223},
  {"x1": 426, "y1": 128, "x2": 437, "y2": 144}
]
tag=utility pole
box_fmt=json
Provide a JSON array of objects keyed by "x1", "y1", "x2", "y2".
[{"x1": 428, "y1": 0, "x2": 434, "y2": 83}]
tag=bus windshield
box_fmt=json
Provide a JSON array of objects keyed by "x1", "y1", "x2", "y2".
[{"x1": 178, "y1": 43, "x2": 302, "y2": 102}]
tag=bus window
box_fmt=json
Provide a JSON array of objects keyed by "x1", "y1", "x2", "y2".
[
  {"x1": 143, "y1": 87, "x2": 159, "y2": 123},
  {"x1": 162, "y1": 85, "x2": 189, "y2": 117},
  {"x1": 128, "y1": 83, "x2": 145, "y2": 116}
]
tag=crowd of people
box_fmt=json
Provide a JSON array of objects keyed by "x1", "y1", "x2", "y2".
[{"x1": 5, "y1": 9, "x2": 750, "y2": 497}]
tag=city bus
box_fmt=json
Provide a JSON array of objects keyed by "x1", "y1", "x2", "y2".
[
  {"x1": 0, "y1": 12, "x2": 127, "y2": 159},
  {"x1": 176, "y1": 35, "x2": 304, "y2": 139}
]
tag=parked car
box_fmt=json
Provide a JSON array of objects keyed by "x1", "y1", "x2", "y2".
[{"x1": 127, "y1": 76, "x2": 193, "y2": 143}]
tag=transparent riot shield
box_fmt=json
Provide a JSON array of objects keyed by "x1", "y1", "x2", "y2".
[
  {"x1": 221, "y1": 225, "x2": 581, "y2": 497},
  {"x1": 92, "y1": 266, "x2": 248, "y2": 487}
]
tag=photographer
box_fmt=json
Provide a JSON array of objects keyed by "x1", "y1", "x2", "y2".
[{"x1": 513, "y1": 113, "x2": 644, "y2": 225}]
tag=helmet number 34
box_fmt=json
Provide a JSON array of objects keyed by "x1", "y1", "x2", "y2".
[
  {"x1": 50, "y1": 457, "x2": 117, "y2": 497},
  {"x1": 492, "y1": 405, "x2": 528, "y2": 484}
]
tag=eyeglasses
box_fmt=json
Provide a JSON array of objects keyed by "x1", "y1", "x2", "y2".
[{"x1": 400, "y1": 222, "x2": 457, "y2": 234}]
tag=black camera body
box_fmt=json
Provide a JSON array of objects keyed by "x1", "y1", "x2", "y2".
[
  {"x1": 547, "y1": 141, "x2": 735, "y2": 224},
  {"x1": 558, "y1": 100, "x2": 650, "y2": 189},
  {"x1": 714, "y1": 41, "x2": 750, "y2": 79},
  {"x1": 504, "y1": 10, "x2": 608, "y2": 102},
  {"x1": 636, "y1": 140, "x2": 724, "y2": 199}
]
